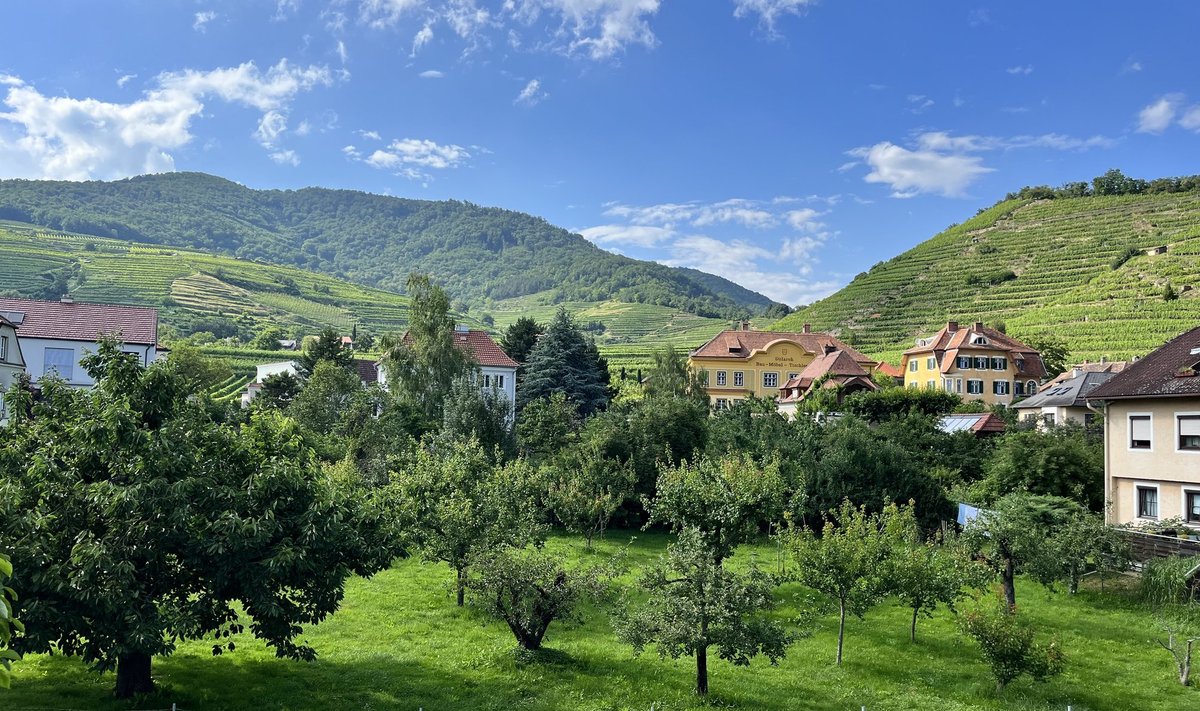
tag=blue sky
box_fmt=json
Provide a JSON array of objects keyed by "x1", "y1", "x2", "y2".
[{"x1": 1, "y1": 2, "x2": 1198, "y2": 306}]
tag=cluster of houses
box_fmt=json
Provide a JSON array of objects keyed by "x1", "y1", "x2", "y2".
[
  {"x1": 686, "y1": 320, "x2": 1200, "y2": 530},
  {"x1": 1, "y1": 294, "x2": 1196, "y2": 532}
]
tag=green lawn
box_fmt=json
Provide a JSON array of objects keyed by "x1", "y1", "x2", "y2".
[{"x1": 6, "y1": 532, "x2": 1192, "y2": 710}]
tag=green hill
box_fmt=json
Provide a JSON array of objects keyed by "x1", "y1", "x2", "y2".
[
  {"x1": 0, "y1": 172, "x2": 779, "y2": 319},
  {"x1": 776, "y1": 191, "x2": 1200, "y2": 363}
]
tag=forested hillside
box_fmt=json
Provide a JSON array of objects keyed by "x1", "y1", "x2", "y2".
[
  {"x1": 777, "y1": 186, "x2": 1200, "y2": 362},
  {"x1": 0, "y1": 172, "x2": 779, "y2": 318}
]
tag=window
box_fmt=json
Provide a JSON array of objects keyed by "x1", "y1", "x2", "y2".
[
  {"x1": 0, "y1": 335, "x2": 7, "y2": 362},
  {"x1": 43, "y1": 347, "x2": 74, "y2": 380},
  {"x1": 908, "y1": 381, "x2": 918, "y2": 389},
  {"x1": 1130, "y1": 415, "x2": 1152, "y2": 450},
  {"x1": 716, "y1": 371, "x2": 727, "y2": 386},
  {"x1": 496, "y1": 375, "x2": 504, "y2": 388},
  {"x1": 1015, "y1": 381, "x2": 1026, "y2": 397},
  {"x1": 715, "y1": 398, "x2": 728, "y2": 411},
  {"x1": 483, "y1": 374, "x2": 491, "y2": 387},
  {"x1": 973, "y1": 356, "x2": 988, "y2": 370},
  {"x1": 943, "y1": 378, "x2": 955, "y2": 393},
  {"x1": 926, "y1": 379, "x2": 936, "y2": 389},
  {"x1": 927, "y1": 356, "x2": 936, "y2": 369},
  {"x1": 1187, "y1": 491, "x2": 1200, "y2": 524},
  {"x1": 993, "y1": 380, "x2": 1010, "y2": 396},
  {"x1": 1178, "y1": 415, "x2": 1200, "y2": 451},
  {"x1": 788, "y1": 372, "x2": 800, "y2": 381},
  {"x1": 909, "y1": 360, "x2": 918, "y2": 372},
  {"x1": 733, "y1": 371, "x2": 744, "y2": 387},
  {"x1": 1137, "y1": 486, "x2": 1158, "y2": 519},
  {"x1": 1043, "y1": 413, "x2": 1056, "y2": 426},
  {"x1": 1027, "y1": 380, "x2": 1038, "y2": 394},
  {"x1": 991, "y1": 357, "x2": 1007, "y2": 370},
  {"x1": 763, "y1": 372, "x2": 778, "y2": 389},
  {"x1": 966, "y1": 379, "x2": 983, "y2": 395},
  {"x1": 956, "y1": 355, "x2": 971, "y2": 370}
]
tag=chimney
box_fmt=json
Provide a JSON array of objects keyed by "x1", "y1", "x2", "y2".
[
  {"x1": 973, "y1": 321, "x2": 984, "y2": 331},
  {"x1": 60, "y1": 295, "x2": 74, "y2": 304},
  {"x1": 1099, "y1": 356, "x2": 1108, "y2": 364},
  {"x1": 947, "y1": 321, "x2": 959, "y2": 332},
  {"x1": 823, "y1": 344, "x2": 837, "y2": 355},
  {"x1": 802, "y1": 323, "x2": 811, "y2": 334},
  {"x1": 741, "y1": 320, "x2": 751, "y2": 331}
]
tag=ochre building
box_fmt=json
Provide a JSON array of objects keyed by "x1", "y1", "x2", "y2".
[
  {"x1": 900, "y1": 321, "x2": 1046, "y2": 405},
  {"x1": 689, "y1": 323, "x2": 877, "y2": 409}
]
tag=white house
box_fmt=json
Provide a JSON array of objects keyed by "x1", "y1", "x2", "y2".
[
  {"x1": 0, "y1": 296, "x2": 160, "y2": 389},
  {"x1": 0, "y1": 314, "x2": 27, "y2": 423},
  {"x1": 377, "y1": 325, "x2": 518, "y2": 418},
  {"x1": 241, "y1": 360, "x2": 300, "y2": 406}
]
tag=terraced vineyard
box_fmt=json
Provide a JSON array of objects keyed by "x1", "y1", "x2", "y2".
[{"x1": 776, "y1": 193, "x2": 1200, "y2": 363}]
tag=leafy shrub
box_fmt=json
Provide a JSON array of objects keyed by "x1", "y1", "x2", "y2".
[{"x1": 960, "y1": 597, "x2": 1066, "y2": 692}]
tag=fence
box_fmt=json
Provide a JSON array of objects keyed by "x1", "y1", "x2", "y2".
[{"x1": 1119, "y1": 529, "x2": 1200, "y2": 561}]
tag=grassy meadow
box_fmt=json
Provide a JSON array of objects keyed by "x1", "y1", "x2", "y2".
[{"x1": 6, "y1": 531, "x2": 1191, "y2": 711}]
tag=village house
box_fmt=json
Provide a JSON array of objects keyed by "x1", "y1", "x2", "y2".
[
  {"x1": 689, "y1": 323, "x2": 877, "y2": 411},
  {"x1": 1086, "y1": 325, "x2": 1200, "y2": 529},
  {"x1": 241, "y1": 358, "x2": 381, "y2": 407},
  {"x1": 900, "y1": 321, "x2": 1046, "y2": 405},
  {"x1": 1014, "y1": 369, "x2": 1117, "y2": 429},
  {"x1": 0, "y1": 296, "x2": 160, "y2": 389},
  {"x1": 377, "y1": 325, "x2": 518, "y2": 418},
  {"x1": 0, "y1": 314, "x2": 27, "y2": 423},
  {"x1": 1038, "y1": 358, "x2": 1129, "y2": 391},
  {"x1": 775, "y1": 346, "x2": 879, "y2": 419}
]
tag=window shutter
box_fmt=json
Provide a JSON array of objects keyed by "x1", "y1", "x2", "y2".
[
  {"x1": 1131, "y1": 416, "x2": 1152, "y2": 442},
  {"x1": 1180, "y1": 416, "x2": 1200, "y2": 437}
]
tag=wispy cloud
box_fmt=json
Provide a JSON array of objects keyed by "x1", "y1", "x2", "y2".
[
  {"x1": 419, "y1": 69, "x2": 445, "y2": 78},
  {"x1": 193, "y1": 11, "x2": 217, "y2": 32},
  {"x1": 907, "y1": 94, "x2": 934, "y2": 114},
  {"x1": 1137, "y1": 93, "x2": 1188, "y2": 134},
  {"x1": 514, "y1": 78, "x2": 547, "y2": 106},
  {"x1": 731, "y1": 0, "x2": 819, "y2": 37},
  {"x1": 116, "y1": 73, "x2": 137, "y2": 88},
  {"x1": 350, "y1": 137, "x2": 473, "y2": 182},
  {"x1": 1005, "y1": 64, "x2": 1033, "y2": 75},
  {"x1": 1120, "y1": 57, "x2": 1142, "y2": 74}
]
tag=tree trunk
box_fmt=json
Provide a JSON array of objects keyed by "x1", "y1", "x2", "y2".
[
  {"x1": 456, "y1": 567, "x2": 466, "y2": 607},
  {"x1": 1181, "y1": 639, "x2": 1193, "y2": 686},
  {"x1": 836, "y1": 599, "x2": 846, "y2": 665},
  {"x1": 115, "y1": 652, "x2": 154, "y2": 699},
  {"x1": 910, "y1": 606, "x2": 919, "y2": 643},
  {"x1": 1001, "y1": 555, "x2": 1016, "y2": 612},
  {"x1": 696, "y1": 644, "x2": 708, "y2": 696}
]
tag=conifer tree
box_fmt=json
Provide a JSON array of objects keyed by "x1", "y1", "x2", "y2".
[{"x1": 517, "y1": 307, "x2": 610, "y2": 417}]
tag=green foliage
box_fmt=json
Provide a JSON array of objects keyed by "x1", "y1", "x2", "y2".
[
  {"x1": 616, "y1": 528, "x2": 792, "y2": 696},
  {"x1": 545, "y1": 441, "x2": 636, "y2": 548},
  {"x1": 840, "y1": 387, "x2": 960, "y2": 423},
  {"x1": 890, "y1": 529, "x2": 986, "y2": 642},
  {"x1": 960, "y1": 596, "x2": 1066, "y2": 692},
  {"x1": 1111, "y1": 245, "x2": 1140, "y2": 269},
  {"x1": 1027, "y1": 511, "x2": 1131, "y2": 594},
  {"x1": 1020, "y1": 333, "x2": 1071, "y2": 379},
  {"x1": 288, "y1": 359, "x2": 363, "y2": 436},
  {"x1": 0, "y1": 341, "x2": 395, "y2": 697},
  {"x1": 255, "y1": 371, "x2": 301, "y2": 410},
  {"x1": 388, "y1": 441, "x2": 544, "y2": 606},
  {"x1": 0, "y1": 172, "x2": 777, "y2": 318},
  {"x1": 976, "y1": 424, "x2": 1104, "y2": 510},
  {"x1": 499, "y1": 316, "x2": 543, "y2": 383},
  {"x1": 643, "y1": 345, "x2": 708, "y2": 406},
  {"x1": 0, "y1": 552, "x2": 20, "y2": 689},
  {"x1": 251, "y1": 325, "x2": 287, "y2": 350},
  {"x1": 516, "y1": 392, "x2": 579, "y2": 461},
  {"x1": 438, "y1": 373, "x2": 514, "y2": 458},
  {"x1": 1140, "y1": 557, "x2": 1200, "y2": 686},
  {"x1": 518, "y1": 307, "x2": 611, "y2": 417},
  {"x1": 1163, "y1": 281, "x2": 1179, "y2": 301},
  {"x1": 167, "y1": 342, "x2": 233, "y2": 393},
  {"x1": 786, "y1": 500, "x2": 908, "y2": 664},
  {"x1": 466, "y1": 545, "x2": 617, "y2": 651},
  {"x1": 298, "y1": 327, "x2": 353, "y2": 375}
]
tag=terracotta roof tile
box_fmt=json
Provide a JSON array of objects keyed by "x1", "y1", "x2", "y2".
[
  {"x1": 691, "y1": 329, "x2": 875, "y2": 365},
  {"x1": 401, "y1": 329, "x2": 519, "y2": 369},
  {"x1": 1086, "y1": 325, "x2": 1200, "y2": 399},
  {"x1": 903, "y1": 322, "x2": 1047, "y2": 378},
  {"x1": 0, "y1": 297, "x2": 158, "y2": 346}
]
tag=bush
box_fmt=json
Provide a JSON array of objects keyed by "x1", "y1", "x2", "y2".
[{"x1": 960, "y1": 597, "x2": 1066, "y2": 692}]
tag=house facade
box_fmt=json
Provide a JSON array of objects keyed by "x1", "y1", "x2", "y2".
[
  {"x1": 378, "y1": 325, "x2": 518, "y2": 417},
  {"x1": 1014, "y1": 370, "x2": 1116, "y2": 429},
  {"x1": 776, "y1": 347, "x2": 879, "y2": 419},
  {"x1": 1086, "y1": 325, "x2": 1200, "y2": 529},
  {"x1": 0, "y1": 296, "x2": 159, "y2": 388},
  {"x1": 0, "y1": 314, "x2": 27, "y2": 423},
  {"x1": 689, "y1": 323, "x2": 876, "y2": 410},
  {"x1": 901, "y1": 321, "x2": 1047, "y2": 405}
]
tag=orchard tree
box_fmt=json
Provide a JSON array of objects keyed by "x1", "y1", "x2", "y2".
[
  {"x1": 516, "y1": 392, "x2": 579, "y2": 461},
  {"x1": 545, "y1": 440, "x2": 636, "y2": 548},
  {"x1": 617, "y1": 528, "x2": 792, "y2": 696},
  {"x1": 1141, "y1": 556, "x2": 1199, "y2": 686},
  {"x1": 288, "y1": 359, "x2": 363, "y2": 436},
  {"x1": 960, "y1": 596, "x2": 1066, "y2": 692},
  {"x1": 1030, "y1": 510, "x2": 1130, "y2": 594},
  {"x1": 380, "y1": 273, "x2": 473, "y2": 424},
  {"x1": 890, "y1": 527, "x2": 986, "y2": 642},
  {"x1": 0, "y1": 342, "x2": 395, "y2": 698},
  {"x1": 466, "y1": 545, "x2": 617, "y2": 651},
  {"x1": 787, "y1": 500, "x2": 907, "y2": 664},
  {"x1": 390, "y1": 440, "x2": 543, "y2": 606}
]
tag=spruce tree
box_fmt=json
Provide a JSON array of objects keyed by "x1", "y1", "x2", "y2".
[{"x1": 517, "y1": 307, "x2": 610, "y2": 417}]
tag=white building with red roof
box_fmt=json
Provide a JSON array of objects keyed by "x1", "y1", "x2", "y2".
[
  {"x1": 0, "y1": 313, "x2": 27, "y2": 423},
  {"x1": 0, "y1": 296, "x2": 160, "y2": 389},
  {"x1": 378, "y1": 325, "x2": 519, "y2": 416}
]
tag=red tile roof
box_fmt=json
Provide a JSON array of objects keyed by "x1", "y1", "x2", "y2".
[
  {"x1": 354, "y1": 358, "x2": 379, "y2": 384},
  {"x1": 778, "y1": 349, "x2": 879, "y2": 403},
  {"x1": 691, "y1": 328, "x2": 875, "y2": 365},
  {"x1": 1086, "y1": 325, "x2": 1200, "y2": 400},
  {"x1": 0, "y1": 297, "x2": 158, "y2": 346},
  {"x1": 903, "y1": 321, "x2": 1047, "y2": 379},
  {"x1": 875, "y1": 361, "x2": 904, "y2": 379},
  {"x1": 401, "y1": 329, "x2": 519, "y2": 369}
]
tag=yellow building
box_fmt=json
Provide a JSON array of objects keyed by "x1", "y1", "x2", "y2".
[
  {"x1": 900, "y1": 321, "x2": 1047, "y2": 405},
  {"x1": 689, "y1": 323, "x2": 877, "y2": 409}
]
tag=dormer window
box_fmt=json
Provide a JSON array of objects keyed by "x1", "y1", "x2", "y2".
[{"x1": 970, "y1": 335, "x2": 989, "y2": 346}]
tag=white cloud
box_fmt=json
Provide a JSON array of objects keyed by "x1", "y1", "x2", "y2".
[
  {"x1": 194, "y1": 11, "x2": 217, "y2": 32},
  {"x1": 507, "y1": 0, "x2": 661, "y2": 60},
  {"x1": 419, "y1": 69, "x2": 445, "y2": 78},
  {"x1": 731, "y1": 0, "x2": 818, "y2": 36},
  {"x1": 336, "y1": 40, "x2": 349, "y2": 63},
  {"x1": 270, "y1": 149, "x2": 300, "y2": 166},
  {"x1": 1120, "y1": 57, "x2": 1142, "y2": 74},
  {"x1": 360, "y1": 0, "x2": 426, "y2": 28},
  {"x1": 1006, "y1": 64, "x2": 1033, "y2": 75},
  {"x1": 356, "y1": 137, "x2": 472, "y2": 181},
  {"x1": 411, "y1": 24, "x2": 435, "y2": 54},
  {"x1": 116, "y1": 73, "x2": 137, "y2": 88},
  {"x1": 1180, "y1": 105, "x2": 1200, "y2": 132},
  {"x1": 1138, "y1": 94, "x2": 1183, "y2": 134},
  {"x1": 356, "y1": 129, "x2": 382, "y2": 140},
  {"x1": 691, "y1": 199, "x2": 775, "y2": 228},
  {"x1": 275, "y1": 0, "x2": 302, "y2": 21},
  {"x1": 295, "y1": 120, "x2": 312, "y2": 136},
  {"x1": 662, "y1": 234, "x2": 837, "y2": 305},
  {"x1": 514, "y1": 78, "x2": 547, "y2": 106},
  {"x1": 0, "y1": 59, "x2": 336, "y2": 180},
  {"x1": 784, "y1": 208, "x2": 824, "y2": 232},
  {"x1": 848, "y1": 142, "x2": 992, "y2": 198},
  {"x1": 579, "y1": 223, "x2": 674, "y2": 247},
  {"x1": 907, "y1": 94, "x2": 934, "y2": 114}
]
